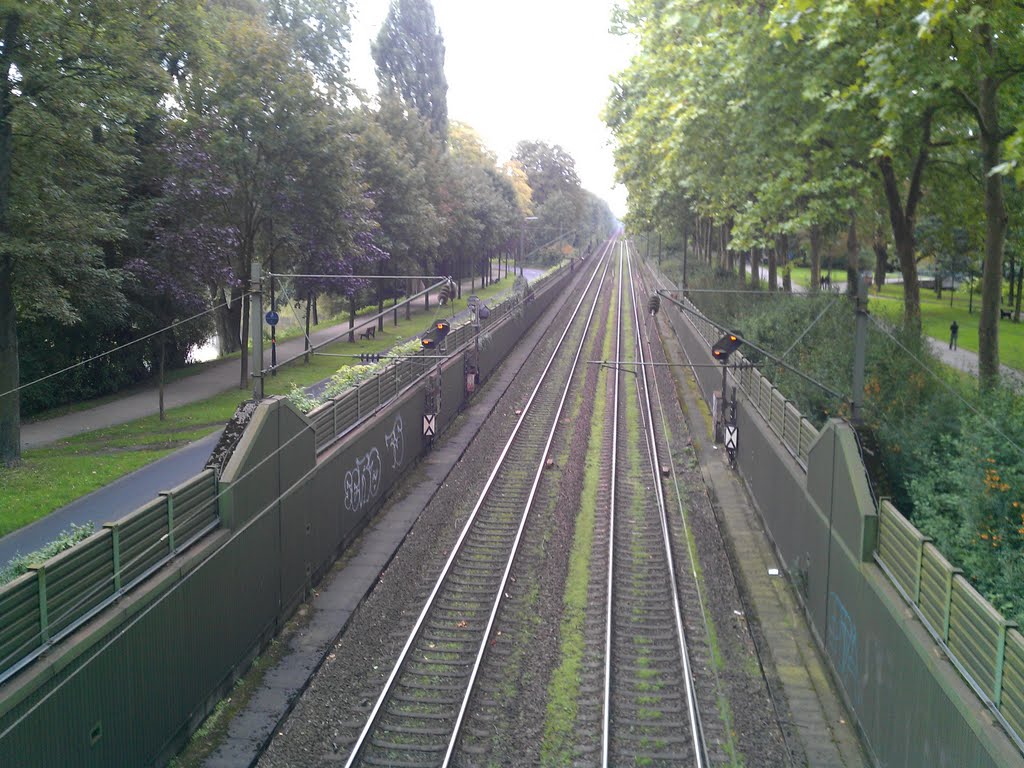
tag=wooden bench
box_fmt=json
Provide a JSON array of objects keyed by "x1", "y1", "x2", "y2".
[
  {"x1": 1001, "y1": 309, "x2": 1013, "y2": 320},
  {"x1": 359, "y1": 326, "x2": 376, "y2": 340}
]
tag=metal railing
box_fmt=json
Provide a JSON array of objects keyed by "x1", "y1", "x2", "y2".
[
  {"x1": 875, "y1": 501, "x2": 1024, "y2": 753},
  {"x1": 0, "y1": 264, "x2": 569, "y2": 684},
  {"x1": 0, "y1": 471, "x2": 219, "y2": 685}
]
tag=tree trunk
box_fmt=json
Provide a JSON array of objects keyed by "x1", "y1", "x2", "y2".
[
  {"x1": 306, "y1": 294, "x2": 314, "y2": 362},
  {"x1": 738, "y1": 250, "x2": 746, "y2": 285},
  {"x1": 976, "y1": 31, "x2": 1006, "y2": 387},
  {"x1": 1008, "y1": 255, "x2": 1016, "y2": 308},
  {"x1": 312, "y1": 294, "x2": 318, "y2": 325},
  {"x1": 770, "y1": 235, "x2": 783, "y2": 291},
  {"x1": 809, "y1": 225, "x2": 823, "y2": 292},
  {"x1": 873, "y1": 227, "x2": 887, "y2": 291},
  {"x1": 0, "y1": 14, "x2": 20, "y2": 464},
  {"x1": 239, "y1": 293, "x2": 250, "y2": 390},
  {"x1": 877, "y1": 109, "x2": 932, "y2": 332},
  {"x1": 846, "y1": 210, "x2": 859, "y2": 295},
  {"x1": 158, "y1": 332, "x2": 166, "y2": 421},
  {"x1": 347, "y1": 295, "x2": 355, "y2": 344},
  {"x1": 1015, "y1": 264, "x2": 1023, "y2": 322},
  {"x1": 0, "y1": 253, "x2": 18, "y2": 464}
]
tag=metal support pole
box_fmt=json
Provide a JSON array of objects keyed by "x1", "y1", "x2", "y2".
[
  {"x1": 270, "y1": 255, "x2": 277, "y2": 375},
  {"x1": 851, "y1": 275, "x2": 868, "y2": 424},
  {"x1": 251, "y1": 262, "x2": 264, "y2": 400},
  {"x1": 518, "y1": 222, "x2": 525, "y2": 277},
  {"x1": 721, "y1": 362, "x2": 728, "y2": 437}
]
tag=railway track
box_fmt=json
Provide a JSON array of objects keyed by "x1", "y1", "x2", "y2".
[
  {"x1": 341, "y1": 240, "x2": 617, "y2": 768},
  {"x1": 598, "y1": 246, "x2": 708, "y2": 766}
]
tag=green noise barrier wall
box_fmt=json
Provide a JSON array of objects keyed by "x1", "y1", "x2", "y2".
[
  {"x1": 652, "y1": 262, "x2": 1024, "y2": 768},
  {"x1": 0, "y1": 264, "x2": 573, "y2": 767}
]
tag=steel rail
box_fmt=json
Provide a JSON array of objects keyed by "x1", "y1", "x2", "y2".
[
  {"x1": 625, "y1": 250, "x2": 708, "y2": 766},
  {"x1": 343, "y1": 238, "x2": 617, "y2": 768},
  {"x1": 638, "y1": 253, "x2": 800, "y2": 765},
  {"x1": 600, "y1": 239, "x2": 625, "y2": 766},
  {"x1": 439, "y1": 238, "x2": 616, "y2": 766}
]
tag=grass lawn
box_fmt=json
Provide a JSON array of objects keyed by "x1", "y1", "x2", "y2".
[
  {"x1": 867, "y1": 284, "x2": 1024, "y2": 371},
  {"x1": 768, "y1": 266, "x2": 1024, "y2": 370},
  {"x1": 0, "y1": 273, "x2": 524, "y2": 538}
]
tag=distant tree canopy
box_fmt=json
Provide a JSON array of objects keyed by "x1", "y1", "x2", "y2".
[
  {"x1": 0, "y1": 0, "x2": 615, "y2": 465},
  {"x1": 372, "y1": 0, "x2": 449, "y2": 141},
  {"x1": 606, "y1": 0, "x2": 1024, "y2": 389}
]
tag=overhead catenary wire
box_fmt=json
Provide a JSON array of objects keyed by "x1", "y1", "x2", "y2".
[
  {"x1": 0, "y1": 294, "x2": 251, "y2": 402},
  {"x1": 658, "y1": 290, "x2": 848, "y2": 404}
]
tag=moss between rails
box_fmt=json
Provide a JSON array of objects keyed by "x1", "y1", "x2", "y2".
[{"x1": 541, "y1": 290, "x2": 616, "y2": 764}]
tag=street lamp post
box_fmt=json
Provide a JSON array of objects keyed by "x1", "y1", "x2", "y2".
[{"x1": 519, "y1": 216, "x2": 538, "y2": 277}]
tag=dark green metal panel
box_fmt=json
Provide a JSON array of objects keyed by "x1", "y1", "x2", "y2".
[
  {"x1": 656, "y1": 266, "x2": 1024, "y2": 768},
  {"x1": 0, "y1": 263, "x2": 575, "y2": 767}
]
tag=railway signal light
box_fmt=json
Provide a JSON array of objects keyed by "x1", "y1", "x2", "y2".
[
  {"x1": 421, "y1": 335, "x2": 436, "y2": 348},
  {"x1": 435, "y1": 320, "x2": 450, "y2": 338},
  {"x1": 712, "y1": 332, "x2": 742, "y2": 363}
]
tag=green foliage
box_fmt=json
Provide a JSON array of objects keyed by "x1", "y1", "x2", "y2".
[
  {"x1": 372, "y1": 0, "x2": 448, "y2": 140},
  {"x1": 0, "y1": 523, "x2": 95, "y2": 586},
  {"x1": 286, "y1": 338, "x2": 423, "y2": 412}
]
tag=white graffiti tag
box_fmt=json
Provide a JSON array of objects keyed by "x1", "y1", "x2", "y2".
[
  {"x1": 384, "y1": 416, "x2": 405, "y2": 469},
  {"x1": 344, "y1": 448, "x2": 382, "y2": 514}
]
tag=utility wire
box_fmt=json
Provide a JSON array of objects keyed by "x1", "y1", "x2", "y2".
[
  {"x1": 866, "y1": 314, "x2": 1024, "y2": 459},
  {"x1": 0, "y1": 295, "x2": 250, "y2": 401},
  {"x1": 658, "y1": 290, "x2": 848, "y2": 403},
  {"x1": 781, "y1": 296, "x2": 840, "y2": 360}
]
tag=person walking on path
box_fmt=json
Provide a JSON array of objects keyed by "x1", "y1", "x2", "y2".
[{"x1": 950, "y1": 320, "x2": 959, "y2": 350}]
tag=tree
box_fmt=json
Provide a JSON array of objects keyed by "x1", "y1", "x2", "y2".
[
  {"x1": 0, "y1": 0, "x2": 184, "y2": 463},
  {"x1": 916, "y1": 1, "x2": 1024, "y2": 386},
  {"x1": 163, "y1": 4, "x2": 367, "y2": 389},
  {"x1": 372, "y1": 0, "x2": 448, "y2": 141}
]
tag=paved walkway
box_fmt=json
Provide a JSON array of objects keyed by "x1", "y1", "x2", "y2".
[
  {"x1": 754, "y1": 267, "x2": 1024, "y2": 385},
  {"x1": 19, "y1": 270, "x2": 529, "y2": 450}
]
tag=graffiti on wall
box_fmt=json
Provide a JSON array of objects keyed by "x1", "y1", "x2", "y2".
[
  {"x1": 385, "y1": 415, "x2": 405, "y2": 469},
  {"x1": 344, "y1": 448, "x2": 381, "y2": 514},
  {"x1": 827, "y1": 592, "x2": 862, "y2": 710},
  {"x1": 343, "y1": 416, "x2": 405, "y2": 514}
]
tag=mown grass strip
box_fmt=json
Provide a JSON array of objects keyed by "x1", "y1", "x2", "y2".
[{"x1": 1, "y1": 277, "x2": 526, "y2": 538}]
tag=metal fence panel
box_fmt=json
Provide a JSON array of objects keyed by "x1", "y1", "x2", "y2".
[
  {"x1": 919, "y1": 543, "x2": 957, "y2": 641},
  {"x1": 798, "y1": 419, "x2": 817, "y2": 465},
  {"x1": 948, "y1": 576, "x2": 1007, "y2": 702},
  {"x1": 170, "y1": 471, "x2": 218, "y2": 546},
  {"x1": 876, "y1": 501, "x2": 927, "y2": 601},
  {"x1": 44, "y1": 532, "x2": 115, "y2": 638},
  {"x1": 770, "y1": 389, "x2": 786, "y2": 435},
  {"x1": 118, "y1": 498, "x2": 169, "y2": 586},
  {"x1": 1001, "y1": 630, "x2": 1024, "y2": 740},
  {"x1": 783, "y1": 402, "x2": 801, "y2": 456},
  {"x1": 0, "y1": 573, "x2": 40, "y2": 674}
]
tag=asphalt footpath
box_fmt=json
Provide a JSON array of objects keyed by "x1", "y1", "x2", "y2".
[{"x1": 18, "y1": 270, "x2": 527, "y2": 450}]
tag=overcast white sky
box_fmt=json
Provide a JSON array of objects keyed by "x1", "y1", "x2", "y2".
[{"x1": 348, "y1": 0, "x2": 635, "y2": 217}]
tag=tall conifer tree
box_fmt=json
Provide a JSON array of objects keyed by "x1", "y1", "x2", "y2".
[{"x1": 372, "y1": 0, "x2": 448, "y2": 141}]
